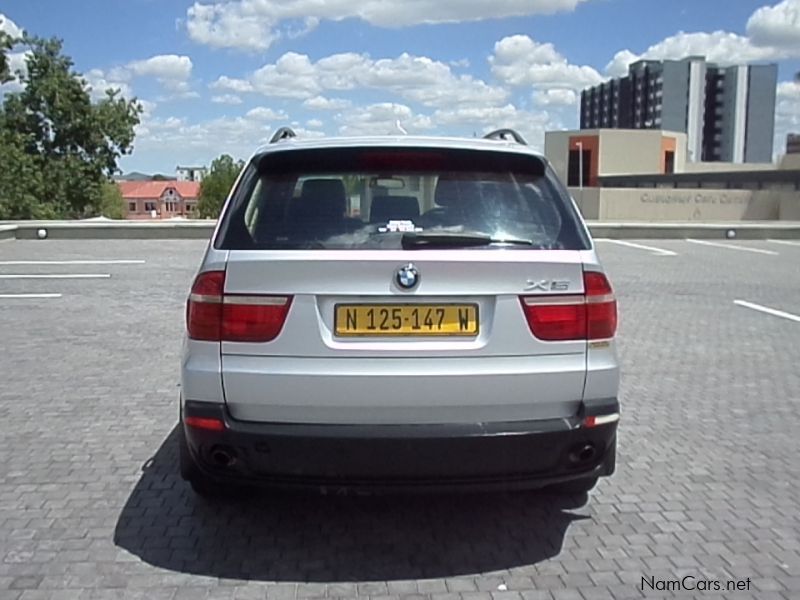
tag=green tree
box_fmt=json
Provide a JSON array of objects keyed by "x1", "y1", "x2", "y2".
[
  {"x1": 0, "y1": 36, "x2": 142, "y2": 219},
  {"x1": 0, "y1": 31, "x2": 14, "y2": 83},
  {"x1": 197, "y1": 154, "x2": 244, "y2": 219},
  {"x1": 98, "y1": 182, "x2": 126, "y2": 219}
]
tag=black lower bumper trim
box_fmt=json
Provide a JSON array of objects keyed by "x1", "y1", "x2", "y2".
[{"x1": 182, "y1": 400, "x2": 618, "y2": 491}]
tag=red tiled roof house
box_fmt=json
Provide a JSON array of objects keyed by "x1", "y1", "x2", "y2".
[{"x1": 118, "y1": 181, "x2": 201, "y2": 219}]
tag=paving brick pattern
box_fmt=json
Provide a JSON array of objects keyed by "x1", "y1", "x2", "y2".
[{"x1": 0, "y1": 239, "x2": 798, "y2": 600}]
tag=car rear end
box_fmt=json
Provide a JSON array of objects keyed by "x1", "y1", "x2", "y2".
[{"x1": 180, "y1": 136, "x2": 619, "y2": 494}]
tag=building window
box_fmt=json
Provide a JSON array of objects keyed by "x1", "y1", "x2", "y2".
[
  {"x1": 144, "y1": 202, "x2": 156, "y2": 212},
  {"x1": 165, "y1": 202, "x2": 177, "y2": 212},
  {"x1": 128, "y1": 202, "x2": 136, "y2": 212},
  {"x1": 664, "y1": 150, "x2": 675, "y2": 174},
  {"x1": 567, "y1": 148, "x2": 592, "y2": 187}
]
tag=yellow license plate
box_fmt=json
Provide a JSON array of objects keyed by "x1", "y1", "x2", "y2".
[{"x1": 335, "y1": 304, "x2": 479, "y2": 336}]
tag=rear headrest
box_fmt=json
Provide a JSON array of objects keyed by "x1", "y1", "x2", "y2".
[
  {"x1": 370, "y1": 195, "x2": 420, "y2": 223},
  {"x1": 434, "y1": 175, "x2": 465, "y2": 207},
  {"x1": 434, "y1": 175, "x2": 488, "y2": 209},
  {"x1": 300, "y1": 178, "x2": 347, "y2": 217}
]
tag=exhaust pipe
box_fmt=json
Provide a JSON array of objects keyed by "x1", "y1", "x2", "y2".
[
  {"x1": 210, "y1": 445, "x2": 237, "y2": 468},
  {"x1": 569, "y1": 443, "x2": 597, "y2": 465}
]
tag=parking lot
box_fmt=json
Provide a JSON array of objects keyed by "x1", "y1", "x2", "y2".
[{"x1": 1, "y1": 237, "x2": 799, "y2": 600}]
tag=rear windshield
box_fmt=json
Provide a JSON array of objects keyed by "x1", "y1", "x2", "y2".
[{"x1": 215, "y1": 147, "x2": 590, "y2": 250}]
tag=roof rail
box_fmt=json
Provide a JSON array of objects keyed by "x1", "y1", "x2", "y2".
[
  {"x1": 269, "y1": 127, "x2": 297, "y2": 144},
  {"x1": 483, "y1": 128, "x2": 528, "y2": 145}
]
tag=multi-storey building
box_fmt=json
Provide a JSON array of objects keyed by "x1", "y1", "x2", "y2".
[{"x1": 580, "y1": 57, "x2": 777, "y2": 163}]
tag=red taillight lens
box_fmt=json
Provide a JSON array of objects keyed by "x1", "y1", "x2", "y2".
[
  {"x1": 520, "y1": 299, "x2": 587, "y2": 341},
  {"x1": 221, "y1": 296, "x2": 292, "y2": 342},
  {"x1": 184, "y1": 416, "x2": 225, "y2": 431},
  {"x1": 186, "y1": 270, "x2": 292, "y2": 342},
  {"x1": 186, "y1": 270, "x2": 225, "y2": 341},
  {"x1": 584, "y1": 271, "x2": 617, "y2": 340},
  {"x1": 519, "y1": 271, "x2": 616, "y2": 341}
]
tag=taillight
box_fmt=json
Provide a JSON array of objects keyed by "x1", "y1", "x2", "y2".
[
  {"x1": 519, "y1": 271, "x2": 616, "y2": 341},
  {"x1": 221, "y1": 296, "x2": 292, "y2": 342},
  {"x1": 584, "y1": 271, "x2": 617, "y2": 340},
  {"x1": 186, "y1": 270, "x2": 292, "y2": 342},
  {"x1": 186, "y1": 271, "x2": 224, "y2": 341},
  {"x1": 184, "y1": 416, "x2": 225, "y2": 431}
]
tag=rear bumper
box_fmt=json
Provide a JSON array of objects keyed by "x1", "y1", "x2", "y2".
[{"x1": 181, "y1": 399, "x2": 618, "y2": 492}]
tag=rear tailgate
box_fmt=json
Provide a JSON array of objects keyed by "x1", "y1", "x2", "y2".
[{"x1": 220, "y1": 249, "x2": 588, "y2": 424}]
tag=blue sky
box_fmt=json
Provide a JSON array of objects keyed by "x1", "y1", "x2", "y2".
[{"x1": 2, "y1": 0, "x2": 800, "y2": 174}]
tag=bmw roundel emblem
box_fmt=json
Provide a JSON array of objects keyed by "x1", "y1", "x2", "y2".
[{"x1": 396, "y1": 264, "x2": 419, "y2": 290}]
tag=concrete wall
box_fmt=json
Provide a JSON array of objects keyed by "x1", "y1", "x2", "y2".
[
  {"x1": 780, "y1": 194, "x2": 800, "y2": 220},
  {"x1": 568, "y1": 187, "x2": 601, "y2": 220},
  {"x1": 546, "y1": 129, "x2": 688, "y2": 181},
  {"x1": 544, "y1": 131, "x2": 570, "y2": 184},
  {"x1": 779, "y1": 154, "x2": 800, "y2": 170},
  {"x1": 598, "y1": 130, "x2": 662, "y2": 175},
  {"x1": 598, "y1": 130, "x2": 687, "y2": 176},
  {"x1": 568, "y1": 187, "x2": 799, "y2": 221},
  {"x1": 682, "y1": 161, "x2": 775, "y2": 172}
]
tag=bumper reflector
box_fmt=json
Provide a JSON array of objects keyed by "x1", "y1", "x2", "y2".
[
  {"x1": 583, "y1": 413, "x2": 619, "y2": 428},
  {"x1": 184, "y1": 416, "x2": 225, "y2": 432}
]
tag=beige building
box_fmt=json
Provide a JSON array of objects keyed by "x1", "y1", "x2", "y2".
[
  {"x1": 544, "y1": 129, "x2": 687, "y2": 187},
  {"x1": 544, "y1": 128, "x2": 799, "y2": 221}
]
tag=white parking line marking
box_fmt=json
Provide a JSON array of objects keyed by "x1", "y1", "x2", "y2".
[
  {"x1": 0, "y1": 293, "x2": 62, "y2": 299},
  {"x1": 0, "y1": 274, "x2": 111, "y2": 279},
  {"x1": 595, "y1": 239, "x2": 677, "y2": 256},
  {"x1": 766, "y1": 239, "x2": 800, "y2": 247},
  {"x1": 734, "y1": 300, "x2": 800, "y2": 323},
  {"x1": 685, "y1": 238, "x2": 779, "y2": 255},
  {"x1": 0, "y1": 259, "x2": 145, "y2": 265}
]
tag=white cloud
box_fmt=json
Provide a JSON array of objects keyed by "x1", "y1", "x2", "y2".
[
  {"x1": 210, "y1": 76, "x2": 254, "y2": 93},
  {"x1": 127, "y1": 55, "x2": 193, "y2": 81},
  {"x1": 8, "y1": 50, "x2": 27, "y2": 72},
  {"x1": 87, "y1": 55, "x2": 196, "y2": 101},
  {"x1": 432, "y1": 104, "x2": 554, "y2": 149},
  {"x1": 84, "y1": 68, "x2": 134, "y2": 100},
  {"x1": 747, "y1": 0, "x2": 800, "y2": 50},
  {"x1": 532, "y1": 88, "x2": 578, "y2": 106},
  {"x1": 604, "y1": 49, "x2": 639, "y2": 77},
  {"x1": 606, "y1": 26, "x2": 800, "y2": 77},
  {"x1": 211, "y1": 94, "x2": 243, "y2": 105},
  {"x1": 125, "y1": 54, "x2": 194, "y2": 92},
  {"x1": 336, "y1": 102, "x2": 434, "y2": 136},
  {"x1": 490, "y1": 35, "x2": 603, "y2": 90},
  {"x1": 0, "y1": 13, "x2": 23, "y2": 38},
  {"x1": 245, "y1": 106, "x2": 288, "y2": 121},
  {"x1": 212, "y1": 51, "x2": 508, "y2": 108},
  {"x1": 306, "y1": 118, "x2": 324, "y2": 128},
  {"x1": 185, "y1": 0, "x2": 589, "y2": 51},
  {"x1": 303, "y1": 95, "x2": 352, "y2": 110},
  {"x1": 0, "y1": 14, "x2": 26, "y2": 92},
  {"x1": 287, "y1": 126, "x2": 326, "y2": 139},
  {"x1": 249, "y1": 52, "x2": 324, "y2": 98}
]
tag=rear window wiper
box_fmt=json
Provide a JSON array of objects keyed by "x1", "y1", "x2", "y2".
[{"x1": 401, "y1": 232, "x2": 534, "y2": 249}]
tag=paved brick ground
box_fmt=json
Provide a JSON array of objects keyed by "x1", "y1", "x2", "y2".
[{"x1": 0, "y1": 238, "x2": 798, "y2": 600}]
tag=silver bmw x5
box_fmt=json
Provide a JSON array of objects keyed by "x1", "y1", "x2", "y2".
[{"x1": 180, "y1": 128, "x2": 619, "y2": 497}]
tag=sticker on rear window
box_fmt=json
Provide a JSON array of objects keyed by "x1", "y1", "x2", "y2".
[{"x1": 378, "y1": 220, "x2": 422, "y2": 233}]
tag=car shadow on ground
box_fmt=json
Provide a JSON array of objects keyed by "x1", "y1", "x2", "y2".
[{"x1": 113, "y1": 425, "x2": 590, "y2": 582}]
